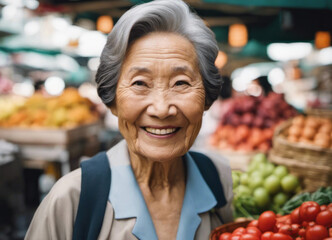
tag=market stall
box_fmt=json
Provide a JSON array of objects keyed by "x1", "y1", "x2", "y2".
[{"x1": 0, "y1": 0, "x2": 331, "y2": 239}]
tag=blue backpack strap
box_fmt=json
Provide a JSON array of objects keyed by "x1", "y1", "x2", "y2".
[
  {"x1": 189, "y1": 151, "x2": 227, "y2": 209},
  {"x1": 73, "y1": 151, "x2": 111, "y2": 240}
]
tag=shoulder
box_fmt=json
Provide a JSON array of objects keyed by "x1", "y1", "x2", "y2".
[
  {"x1": 25, "y1": 169, "x2": 83, "y2": 239},
  {"x1": 38, "y1": 168, "x2": 82, "y2": 217},
  {"x1": 49, "y1": 168, "x2": 82, "y2": 201}
]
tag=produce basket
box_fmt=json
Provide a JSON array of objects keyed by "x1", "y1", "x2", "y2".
[
  {"x1": 209, "y1": 220, "x2": 250, "y2": 240},
  {"x1": 305, "y1": 107, "x2": 332, "y2": 119},
  {"x1": 270, "y1": 119, "x2": 332, "y2": 192},
  {"x1": 269, "y1": 150, "x2": 332, "y2": 192},
  {"x1": 272, "y1": 119, "x2": 331, "y2": 164}
]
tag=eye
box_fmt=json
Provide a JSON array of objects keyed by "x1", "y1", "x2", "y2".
[
  {"x1": 132, "y1": 80, "x2": 147, "y2": 86},
  {"x1": 175, "y1": 80, "x2": 190, "y2": 86}
]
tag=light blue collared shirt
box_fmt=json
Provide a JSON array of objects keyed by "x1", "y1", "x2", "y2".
[{"x1": 108, "y1": 140, "x2": 217, "y2": 240}]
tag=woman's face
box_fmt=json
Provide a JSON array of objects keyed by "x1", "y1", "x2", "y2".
[{"x1": 111, "y1": 32, "x2": 205, "y2": 162}]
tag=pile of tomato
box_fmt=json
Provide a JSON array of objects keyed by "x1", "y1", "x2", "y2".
[{"x1": 219, "y1": 201, "x2": 332, "y2": 240}]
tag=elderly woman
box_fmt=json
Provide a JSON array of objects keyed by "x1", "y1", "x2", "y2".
[{"x1": 25, "y1": 0, "x2": 233, "y2": 239}]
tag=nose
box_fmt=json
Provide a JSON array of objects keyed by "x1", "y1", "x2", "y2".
[{"x1": 146, "y1": 92, "x2": 177, "y2": 119}]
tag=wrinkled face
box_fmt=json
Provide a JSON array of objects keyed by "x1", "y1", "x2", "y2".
[{"x1": 111, "y1": 32, "x2": 205, "y2": 162}]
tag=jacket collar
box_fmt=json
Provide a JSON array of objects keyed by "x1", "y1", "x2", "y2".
[{"x1": 107, "y1": 140, "x2": 217, "y2": 240}]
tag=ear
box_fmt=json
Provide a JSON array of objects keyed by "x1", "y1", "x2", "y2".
[{"x1": 109, "y1": 101, "x2": 118, "y2": 116}]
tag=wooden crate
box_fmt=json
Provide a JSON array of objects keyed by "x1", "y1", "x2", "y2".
[{"x1": 0, "y1": 121, "x2": 101, "y2": 145}]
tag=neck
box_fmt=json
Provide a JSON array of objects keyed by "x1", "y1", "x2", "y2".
[{"x1": 130, "y1": 152, "x2": 186, "y2": 192}]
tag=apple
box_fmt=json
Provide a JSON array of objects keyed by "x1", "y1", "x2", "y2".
[
  {"x1": 264, "y1": 175, "x2": 281, "y2": 194},
  {"x1": 273, "y1": 165, "x2": 288, "y2": 179},
  {"x1": 249, "y1": 175, "x2": 264, "y2": 190},
  {"x1": 258, "y1": 162, "x2": 275, "y2": 178},
  {"x1": 232, "y1": 171, "x2": 240, "y2": 188},
  {"x1": 253, "y1": 187, "x2": 270, "y2": 208},
  {"x1": 240, "y1": 173, "x2": 249, "y2": 185},
  {"x1": 234, "y1": 185, "x2": 251, "y2": 199},
  {"x1": 281, "y1": 174, "x2": 299, "y2": 193},
  {"x1": 250, "y1": 170, "x2": 264, "y2": 179},
  {"x1": 251, "y1": 153, "x2": 267, "y2": 165},
  {"x1": 273, "y1": 192, "x2": 288, "y2": 206}
]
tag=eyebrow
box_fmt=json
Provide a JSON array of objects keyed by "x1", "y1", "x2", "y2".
[
  {"x1": 171, "y1": 66, "x2": 196, "y2": 77},
  {"x1": 128, "y1": 67, "x2": 151, "y2": 74}
]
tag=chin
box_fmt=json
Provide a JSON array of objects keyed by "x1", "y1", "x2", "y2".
[{"x1": 137, "y1": 145, "x2": 186, "y2": 163}]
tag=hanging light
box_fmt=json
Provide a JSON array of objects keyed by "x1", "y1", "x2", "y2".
[
  {"x1": 315, "y1": 31, "x2": 331, "y2": 49},
  {"x1": 97, "y1": 15, "x2": 114, "y2": 34},
  {"x1": 228, "y1": 23, "x2": 248, "y2": 48},
  {"x1": 215, "y1": 51, "x2": 228, "y2": 69}
]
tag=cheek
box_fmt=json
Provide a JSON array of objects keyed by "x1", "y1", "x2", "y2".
[
  {"x1": 178, "y1": 89, "x2": 205, "y2": 148},
  {"x1": 115, "y1": 90, "x2": 145, "y2": 142},
  {"x1": 115, "y1": 89, "x2": 145, "y2": 123},
  {"x1": 178, "y1": 89, "x2": 205, "y2": 123}
]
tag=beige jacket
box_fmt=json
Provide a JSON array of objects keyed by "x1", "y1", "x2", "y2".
[{"x1": 25, "y1": 140, "x2": 233, "y2": 240}]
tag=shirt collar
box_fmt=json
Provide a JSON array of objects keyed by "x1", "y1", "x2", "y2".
[{"x1": 107, "y1": 140, "x2": 217, "y2": 240}]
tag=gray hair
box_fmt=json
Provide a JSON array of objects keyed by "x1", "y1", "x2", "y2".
[{"x1": 96, "y1": 0, "x2": 222, "y2": 107}]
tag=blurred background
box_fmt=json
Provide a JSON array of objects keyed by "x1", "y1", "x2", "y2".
[{"x1": 0, "y1": 0, "x2": 331, "y2": 239}]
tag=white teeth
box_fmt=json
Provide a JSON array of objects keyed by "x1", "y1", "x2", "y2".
[{"x1": 145, "y1": 127, "x2": 177, "y2": 135}]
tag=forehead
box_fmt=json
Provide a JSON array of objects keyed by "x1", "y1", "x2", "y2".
[{"x1": 124, "y1": 32, "x2": 198, "y2": 66}]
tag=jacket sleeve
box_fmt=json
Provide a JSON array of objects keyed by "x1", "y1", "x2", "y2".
[{"x1": 25, "y1": 169, "x2": 82, "y2": 240}]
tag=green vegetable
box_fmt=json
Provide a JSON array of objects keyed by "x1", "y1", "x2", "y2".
[
  {"x1": 280, "y1": 187, "x2": 332, "y2": 214},
  {"x1": 233, "y1": 195, "x2": 260, "y2": 219}
]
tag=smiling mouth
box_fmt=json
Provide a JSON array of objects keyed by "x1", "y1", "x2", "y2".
[{"x1": 143, "y1": 127, "x2": 179, "y2": 135}]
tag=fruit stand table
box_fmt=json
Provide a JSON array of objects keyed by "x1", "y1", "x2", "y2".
[{"x1": 0, "y1": 121, "x2": 101, "y2": 176}]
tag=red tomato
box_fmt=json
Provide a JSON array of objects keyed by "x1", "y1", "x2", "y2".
[
  {"x1": 298, "y1": 228, "x2": 306, "y2": 237},
  {"x1": 299, "y1": 201, "x2": 321, "y2": 222},
  {"x1": 271, "y1": 233, "x2": 293, "y2": 240},
  {"x1": 308, "y1": 221, "x2": 316, "y2": 227},
  {"x1": 278, "y1": 224, "x2": 293, "y2": 236},
  {"x1": 328, "y1": 203, "x2": 332, "y2": 211},
  {"x1": 302, "y1": 221, "x2": 308, "y2": 228},
  {"x1": 322, "y1": 238, "x2": 332, "y2": 240},
  {"x1": 316, "y1": 210, "x2": 332, "y2": 227},
  {"x1": 230, "y1": 235, "x2": 241, "y2": 240},
  {"x1": 248, "y1": 220, "x2": 259, "y2": 228},
  {"x1": 239, "y1": 233, "x2": 259, "y2": 240},
  {"x1": 219, "y1": 232, "x2": 232, "y2": 240},
  {"x1": 291, "y1": 207, "x2": 301, "y2": 224},
  {"x1": 306, "y1": 224, "x2": 329, "y2": 240},
  {"x1": 258, "y1": 211, "x2": 277, "y2": 232},
  {"x1": 261, "y1": 232, "x2": 274, "y2": 240},
  {"x1": 245, "y1": 227, "x2": 261, "y2": 238},
  {"x1": 290, "y1": 224, "x2": 300, "y2": 236},
  {"x1": 321, "y1": 205, "x2": 327, "y2": 211},
  {"x1": 295, "y1": 238, "x2": 304, "y2": 240},
  {"x1": 233, "y1": 227, "x2": 246, "y2": 235},
  {"x1": 276, "y1": 222, "x2": 282, "y2": 230},
  {"x1": 277, "y1": 215, "x2": 291, "y2": 225},
  {"x1": 329, "y1": 227, "x2": 332, "y2": 237}
]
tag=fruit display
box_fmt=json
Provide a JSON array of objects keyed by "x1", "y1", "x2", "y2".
[
  {"x1": 210, "y1": 93, "x2": 298, "y2": 152},
  {"x1": 0, "y1": 88, "x2": 100, "y2": 128},
  {"x1": 286, "y1": 115, "x2": 332, "y2": 149},
  {"x1": 217, "y1": 201, "x2": 332, "y2": 240},
  {"x1": 232, "y1": 153, "x2": 301, "y2": 219},
  {"x1": 0, "y1": 95, "x2": 26, "y2": 122}
]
